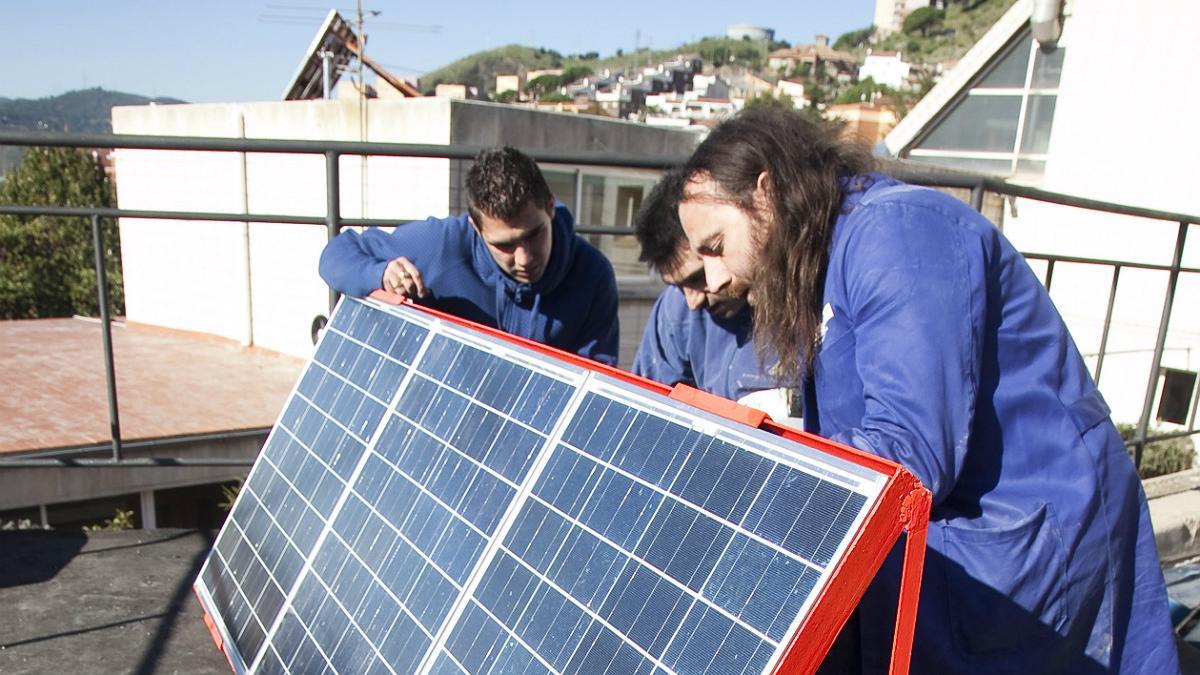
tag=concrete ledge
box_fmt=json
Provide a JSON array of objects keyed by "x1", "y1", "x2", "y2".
[{"x1": 1148, "y1": 470, "x2": 1200, "y2": 564}]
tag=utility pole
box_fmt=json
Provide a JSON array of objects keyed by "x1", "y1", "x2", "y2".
[
  {"x1": 634, "y1": 29, "x2": 641, "y2": 74},
  {"x1": 357, "y1": 0, "x2": 369, "y2": 219}
]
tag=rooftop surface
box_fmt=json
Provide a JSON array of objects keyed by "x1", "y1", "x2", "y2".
[
  {"x1": 0, "y1": 318, "x2": 303, "y2": 455},
  {"x1": 0, "y1": 528, "x2": 228, "y2": 674},
  {"x1": 1, "y1": 527, "x2": 1198, "y2": 674}
]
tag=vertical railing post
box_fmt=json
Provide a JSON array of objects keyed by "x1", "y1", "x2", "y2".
[
  {"x1": 91, "y1": 213, "x2": 122, "y2": 461},
  {"x1": 1093, "y1": 265, "x2": 1121, "y2": 385},
  {"x1": 1134, "y1": 221, "x2": 1189, "y2": 468},
  {"x1": 970, "y1": 182, "x2": 984, "y2": 212},
  {"x1": 1043, "y1": 258, "x2": 1056, "y2": 292},
  {"x1": 326, "y1": 150, "x2": 341, "y2": 313}
]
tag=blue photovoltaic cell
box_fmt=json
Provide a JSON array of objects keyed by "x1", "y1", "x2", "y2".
[{"x1": 196, "y1": 298, "x2": 884, "y2": 674}]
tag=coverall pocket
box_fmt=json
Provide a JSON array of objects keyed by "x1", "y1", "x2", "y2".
[{"x1": 940, "y1": 503, "x2": 1069, "y2": 656}]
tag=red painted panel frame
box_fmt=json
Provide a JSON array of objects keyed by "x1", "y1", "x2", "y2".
[{"x1": 198, "y1": 292, "x2": 931, "y2": 674}]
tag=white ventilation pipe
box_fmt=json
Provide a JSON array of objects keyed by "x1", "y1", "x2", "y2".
[{"x1": 1031, "y1": 0, "x2": 1063, "y2": 48}]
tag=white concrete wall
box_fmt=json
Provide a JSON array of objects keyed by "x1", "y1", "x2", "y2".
[
  {"x1": 999, "y1": 0, "x2": 1200, "y2": 425},
  {"x1": 113, "y1": 98, "x2": 453, "y2": 359},
  {"x1": 112, "y1": 105, "x2": 254, "y2": 346}
]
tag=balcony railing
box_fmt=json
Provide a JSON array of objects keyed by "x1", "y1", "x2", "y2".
[{"x1": 0, "y1": 130, "x2": 1196, "y2": 472}]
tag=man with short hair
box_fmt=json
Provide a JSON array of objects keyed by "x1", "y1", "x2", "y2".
[
  {"x1": 319, "y1": 146, "x2": 619, "y2": 365},
  {"x1": 632, "y1": 170, "x2": 800, "y2": 420}
]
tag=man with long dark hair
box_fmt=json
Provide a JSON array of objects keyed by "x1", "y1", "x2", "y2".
[
  {"x1": 676, "y1": 108, "x2": 1177, "y2": 673},
  {"x1": 319, "y1": 146, "x2": 619, "y2": 365},
  {"x1": 632, "y1": 169, "x2": 802, "y2": 421}
]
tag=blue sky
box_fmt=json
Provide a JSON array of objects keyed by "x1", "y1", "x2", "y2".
[{"x1": 4, "y1": 0, "x2": 876, "y2": 103}]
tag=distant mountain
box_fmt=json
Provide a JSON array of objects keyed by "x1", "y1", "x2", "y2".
[
  {"x1": 0, "y1": 87, "x2": 185, "y2": 134},
  {"x1": 0, "y1": 88, "x2": 185, "y2": 177}
]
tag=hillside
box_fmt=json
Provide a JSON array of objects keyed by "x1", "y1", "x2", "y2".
[
  {"x1": 420, "y1": 37, "x2": 787, "y2": 95},
  {"x1": 0, "y1": 88, "x2": 185, "y2": 176},
  {"x1": 858, "y1": 0, "x2": 1019, "y2": 63},
  {"x1": 420, "y1": 0, "x2": 1018, "y2": 98}
]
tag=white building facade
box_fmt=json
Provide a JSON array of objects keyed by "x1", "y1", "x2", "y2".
[
  {"x1": 112, "y1": 99, "x2": 698, "y2": 366},
  {"x1": 883, "y1": 0, "x2": 1200, "y2": 427}
]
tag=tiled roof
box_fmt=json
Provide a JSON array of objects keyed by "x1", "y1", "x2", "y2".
[{"x1": 0, "y1": 318, "x2": 302, "y2": 454}]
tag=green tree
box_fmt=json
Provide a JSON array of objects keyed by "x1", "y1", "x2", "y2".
[
  {"x1": 525, "y1": 74, "x2": 565, "y2": 99},
  {"x1": 492, "y1": 89, "x2": 520, "y2": 103},
  {"x1": 834, "y1": 26, "x2": 875, "y2": 51},
  {"x1": 0, "y1": 147, "x2": 122, "y2": 319},
  {"x1": 903, "y1": 6, "x2": 945, "y2": 37},
  {"x1": 745, "y1": 90, "x2": 795, "y2": 111},
  {"x1": 834, "y1": 77, "x2": 895, "y2": 104},
  {"x1": 559, "y1": 65, "x2": 594, "y2": 85}
]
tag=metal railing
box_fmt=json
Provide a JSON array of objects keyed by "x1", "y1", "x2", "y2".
[{"x1": 0, "y1": 130, "x2": 1196, "y2": 471}]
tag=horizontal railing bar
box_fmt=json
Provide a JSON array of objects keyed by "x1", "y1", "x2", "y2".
[
  {"x1": 0, "y1": 458, "x2": 255, "y2": 468},
  {"x1": 1023, "y1": 252, "x2": 1200, "y2": 275},
  {"x1": 1, "y1": 427, "x2": 270, "y2": 461},
  {"x1": 0, "y1": 130, "x2": 681, "y2": 169},
  {"x1": 2, "y1": 129, "x2": 1197, "y2": 225},
  {"x1": 1122, "y1": 427, "x2": 1198, "y2": 447},
  {"x1": 0, "y1": 204, "x2": 641, "y2": 237}
]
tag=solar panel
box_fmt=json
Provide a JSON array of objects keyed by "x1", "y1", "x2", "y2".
[{"x1": 195, "y1": 297, "x2": 929, "y2": 674}]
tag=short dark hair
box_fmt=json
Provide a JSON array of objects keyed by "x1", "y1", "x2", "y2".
[
  {"x1": 634, "y1": 169, "x2": 687, "y2": 273},
  {"x1": 466, "y1": 146, "x2": 554, "y2": 224}
]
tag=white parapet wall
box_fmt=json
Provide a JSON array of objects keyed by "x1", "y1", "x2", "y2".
[
  {"x1": 999, "y1": 0, "x2": 1200, "y2": 426},
  {"x1": 112, "y1": 98, "x2": 453, "y2": 359}
]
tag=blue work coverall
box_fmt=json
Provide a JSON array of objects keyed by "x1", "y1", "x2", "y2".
[
  {"x1": 810, "y1": 176, "x2": 1178, "y2": 673},
  {"x1": 631, "y1": 286, "x2": 773, "y2": 401},
  {"x1": 318, "y1": 203, "x2": 619, "y2": 366}
]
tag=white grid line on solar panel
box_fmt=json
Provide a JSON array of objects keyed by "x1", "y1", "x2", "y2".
[
  {"x1": 758, "y1": 488, "x2": 870, "y2": 669},
  {"x1": 299, "y1": 527, "x2": 438, "y2": 674},
  {"x1": 208, "y1": 500, "x2": 286, "y2": 666},
  {"x1": 483, "y1": 540, "x2": 673, "y2": 674},
  {"x1": 520, "y1": 487, "x2": 777, "y2": 647},
  {"x1": 586, "y1": 377, "x2": 886, "y2": 494},
  {"x1": 446, "y1": 596, "x2": 564, "y2": 674},
  {"x1": 206, "y1": 543, "x2": 265, "y2": 660},
  {"x1": 326, "y1": 322, "x2": 419, "y2": 370},
  {"x1": 425, "y1": 313, "x2": 584, "y2": 386},
  {"x1": 307, "y1": 356, "x2": 392, "y2": 409},
  {"x1": 194, "y1": 583, "x2": 252, "y2": 673},
  {"x1": 338, "y1": 473, "x2": 471, "y2": 602},
  {"x1": 437, "y1": 650, "x2": 471, "y2": 675},
  {"x1": 550, "y1": 386, "x2": 870, "y2": 646},
  {"x1": 273, "y1": 423, "x2": 347, "y2": 507},
  {"x1": 251, "y1": 314, "x2": 441, "y2": 673},
  {"x1": 238, "y1": 470, "x2": 310, "y2": 590},
  {"x1": 386, "y1": 405, "x2": 523, "y2": 492},
  {"x1": 334, "y1": 297, "x2": 436, "y2": 361},
  {"x1": 414, "y1": 367, "x2": 592, "y2": 675},
  {"x1": 252, "y1": 441, "x2": 349, "y2": 570},
  {"x1": 402, "y1": 367, "x2": 552, "y2": 447},
  {"x1": 199, "y1": 297, "x2": 423, "y2": 674},
  {"x1": 362, "y1": 422, "x2": 504, "y2": 547},
  {"x1": 579, "y1": 380, "x2": 882, "y2": 595},
  {"x1": 291, "y1": 390, "x2": 371, "y2": 446},
  {"x1": 552, "y1": 436, "x2": 826, "y2": 578}
]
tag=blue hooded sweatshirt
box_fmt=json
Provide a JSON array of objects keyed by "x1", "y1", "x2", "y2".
[
  {"x1": 632, "y1": 285, "x2": 773, "y2": 401},
  {"x1": 318, "y1": 203, "x2": 619, "y2": 365},
  {"x1": 809, "y1": 175, "x2": 1177, "y2": 673}
]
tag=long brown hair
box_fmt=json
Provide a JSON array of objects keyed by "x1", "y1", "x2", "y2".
[{"x1": 680, "y1": 108, "x2": 875, "y2": 380}]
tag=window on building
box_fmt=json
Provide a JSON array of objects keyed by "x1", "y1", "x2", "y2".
[
  {"x1": 1157, "y1": 368, "x2": 1198, "y2": 426},
  {"x1": 905, "y1": 26, "x2": 1065, "y2": 182}
]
